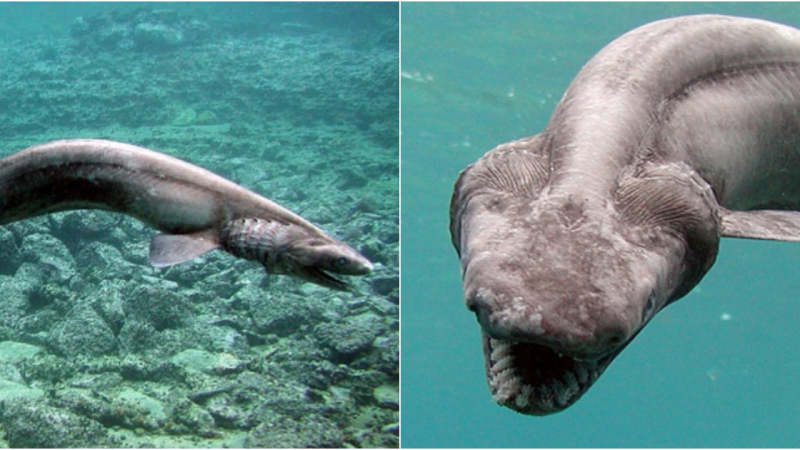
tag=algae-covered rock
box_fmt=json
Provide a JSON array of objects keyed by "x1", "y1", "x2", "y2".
[
  {"x1": 57, "y1": 210, "x2": 123, "y2": 241},
  {"x1": 49, "y1": 303, "x2": 117, "y2": 357},
  {"x1": 89, "y1": 281, "x2": 127, "y2": 334},
  {"x1": 75, "y1": 241, "x2": 142, "y2": 282},
  {"x1": 172, "y1": 348, "x2": 228, "y2": 374},
  {"x1": 345, "y1": 406, "x2": 399, "y2": 448},
  {"x1": 0, "y1": 400, "x2": 111, "y2": 447},
  {"x1": 113, "y1": 387, "x2": 168, "y2": 430},
  {"x1": 372, "y1": 333, "x2": 400, "y2": 376},
  {"x1": 133, "y1": 22, "x2": 185, "y2": 50},
  {"x1": 314, "y1": 313, "x2": 384, "y2": 362},
  {"x1": 0, "y1": 226, "x2": 21, "y2": 274},
  {"x1": 124, "y1": 284, "x2": 190, "y2": 331},
  {"x1": 173, "y1": 107, "x2": 197, "y2": 126},
  {"x1": 118, "y1": 320, "x2": 160, "y2": 354},
  {"x1": 70, "y1": 9, "x2": 210, "y2": 53},
  {"x1": 0, "y1": 341, "x2": 42, "y2": 364},
  {"x1": 0, "y1": 274, "x2": 33, "y2": 327},
  {"x1": 249, "y1": 289, "x2": 322, "y2": 336},
  {"x1": 17, "y1": 353, "x2": 78, "y2": 384},
  {"x1": 20, "y1": 233, "x2": 76, "y2": 282},
  {"x1": 170, "y1": 398, "x2": 216, "y2": 436},
  {"x1": 371, "y1": 274, "x2": 399, "y2": 296},
  {"x1": 54, "y1": 387, "x2": 117, "y2": 427},
  {"x1": 245, "y1": 413, "x2": 343, "y2": 448},
  {"x1": 373, "y1": 383, "x2": 399, "y2": 410},
  {"x1": 171, "y1": 348, "x2": 246, "y2": 376},
  {"x1": 0, "y1": 379, "x2": 44, "y2": 403}
]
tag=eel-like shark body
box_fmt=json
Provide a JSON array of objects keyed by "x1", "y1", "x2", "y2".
[
  {"x1": 450, "y1": 14, "x2": 800, "y2": 415},
  {"x1": 0, "y1": 139, "x2": 372, "y2": 290}
]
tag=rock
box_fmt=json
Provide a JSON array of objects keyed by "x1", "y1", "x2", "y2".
[
  {"x1": 280, "y1": 358, "x2": 347, "y2": 390},
  {"x1": 118, "y1": 320, "x2": 160, "y2": 354},
  {"x1": 20, "y1": 233, "x2": 76, "y2": 282},
  {"x1": 113, "y1": 387, "x2": 167, "y2": 430},
  {"x1": 0, "y1": 341, "x2": 42, "y2": 364},
  {"x1": 124, "y1": 285, "x2": 190, "y2": 331},
  {"x1": 382, "y1": 422, "x2": 400, "y2": 435},
  {"x1": 245, "y1": 413, "x2": 343, "y2": 448},
  {"x1": 0, "y1": 274, "x2": 33, "y2": 327},
  {"x1": 49, "y1": 303, "x2": 117, "y2": 357},
  {"x1": 171, "y1": 349, "x2": 217, "y2": 373},
  {"x1": 373, "y1": 384, "x2": 399, "y2": 410},
  {"x1": 0, "y1": 364, "x2": 23, "y2": 383},
  {"x1": 314, "y1": 313, "x2": 384, "y2": 362},
  {"x1": 170, "y1": 349, "x2": 244, "y2": 375},
  {"x1": 0, "y1": 400, "x2": 111, "y2": 447},
  {"x1": 89, "y1": 281, "x2": 127, "y2": 334},
  {"x1": 54, "y1": 387, "x2": 117, "y2": 426},
  {"x1": 75, "y1": 241, "x2": 141, "y2": 282},
  {"x1": 70, "y1": 9, "x2": 210, "y2": 53},
  {"x1": 249, "y1": 289, "x2": 322, "y2": 336},
  {"x1": 133, "y1": 22, "x2": 185, "y2": 50},
  {"x1": 69, "y1": 372, "x2": 124, "y2": 391},
  {"x1": 192, "y1": 323, "x2": 248, "y2": 353},
  {"x1": 372, "y1": 334, "x2": 399, "y2": 376},
  {"x1": 371, "y1": 274, "x2": 398, "y2": 296},
  {"x1": 173, "y1": 107, "x2": 197, "y2": 126},
  {"x1": 57, "y1": 210, "x2": 121, "y2": 241},
  {"x1": 343, "y1": 405, "x2": 399, "y2": 448},
  {"x1": 0, "y1": 226, "x2": 21, "y2": 274},
  {"x1": 0, "y1": 379, "x2": 44, "y2": 402},
  {"x1": 171, "y1": 399, "x2": 216, "y2": 435},
  {"x1": 17, "y1": 354, "x2": 77, "y2": 384}
]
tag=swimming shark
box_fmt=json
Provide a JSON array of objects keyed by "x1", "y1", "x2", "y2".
[
  {"x1": 0, "y1": 139, "x2": 372, "y2": 291},
  {"x1": 450, "y1": 14, "x2": 800, "y2": 415}
]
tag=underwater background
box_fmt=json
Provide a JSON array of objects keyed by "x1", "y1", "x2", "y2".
[
  {"x1": 402, "y1": 2, "x2": 800, "y2": 447},
  {"x1": 0, "y1": 2, "x2": 398, "y2": 448}
]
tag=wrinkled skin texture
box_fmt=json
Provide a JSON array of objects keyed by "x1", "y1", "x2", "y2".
[{"x1": 451, "y1": 15, "x2": 800, "y2": 415}]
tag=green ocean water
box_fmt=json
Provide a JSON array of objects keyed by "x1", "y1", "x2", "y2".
[
  {"x1": 402, "y1": 3, "x2": 800, "y2": 447},
  {"x1": 0, "y1": 2, "x2": 398, "y2": 448}
]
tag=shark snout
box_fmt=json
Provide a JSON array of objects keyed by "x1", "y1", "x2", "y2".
[{"x1": 467, "y1": 287, "x2": 634, "y2": 359}]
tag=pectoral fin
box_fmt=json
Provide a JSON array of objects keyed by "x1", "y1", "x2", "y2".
[
  {"x1": 149, "y1": 231, "x2": 221, "y2": 267},
  {"x1": 721, "y1": 208, "x2": 800, "y2": 242}
]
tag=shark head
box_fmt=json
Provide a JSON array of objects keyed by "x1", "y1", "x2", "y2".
[
  {"x1": 220, "y1": 218, "x2": 372, "y2": 291},
  {"x1": 281, "y1": 233, "x2": 374, "y2": 291},
  {"x1": 452, "y1": 148, "x2": 721, "y2": 414}
]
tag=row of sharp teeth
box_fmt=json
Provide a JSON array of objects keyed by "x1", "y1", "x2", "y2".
[{"x1": 485, "y1": 336, "x2": 600, "y2": 412}]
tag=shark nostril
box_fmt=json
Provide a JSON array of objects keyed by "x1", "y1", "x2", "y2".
[{"x1": 599, "y1": 328, "x2": 627, "y2": 350}]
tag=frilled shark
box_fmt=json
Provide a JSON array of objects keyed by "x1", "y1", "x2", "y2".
[
  {"x1": 450, "y1": 14, "x2": 800, "y2": 415},
  {"x1": 0, "y1": 139, "x2": 372, "y2": 290}
]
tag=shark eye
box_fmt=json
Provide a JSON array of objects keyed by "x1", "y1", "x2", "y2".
[
  {"x1": 643, "y1": 291, "x2": 657, "y2": 322},
  {"x1": 335, "y1": 257, "x2": 349, "y2": 267}
]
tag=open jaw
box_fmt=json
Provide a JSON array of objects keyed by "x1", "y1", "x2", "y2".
[
  {"x1": 297, "y1": 266, "x2": 350, "y2": 291},
  {"x1": 482, "y1": 332, "x2": 625, "y2": 415}
]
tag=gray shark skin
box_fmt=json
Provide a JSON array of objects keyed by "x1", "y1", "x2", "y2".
[
  {"x1": 0, "y1": 139, "x2": 372, "y2": 290},
  {"x1": 450, "y1": 15, "x2": 800, "y2": 415}
]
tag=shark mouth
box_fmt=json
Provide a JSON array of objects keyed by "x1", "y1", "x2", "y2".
[
  {"x1": 296, "y1": 266, "x2": 349, "y2": 291},
  {"x1": 482, "y1": 331, "x2": 624, "y2": 415}
]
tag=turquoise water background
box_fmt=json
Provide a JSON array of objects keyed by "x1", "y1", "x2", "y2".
[{"x1": 402, "y1": 3, "x2": 800, "y2": 447}]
